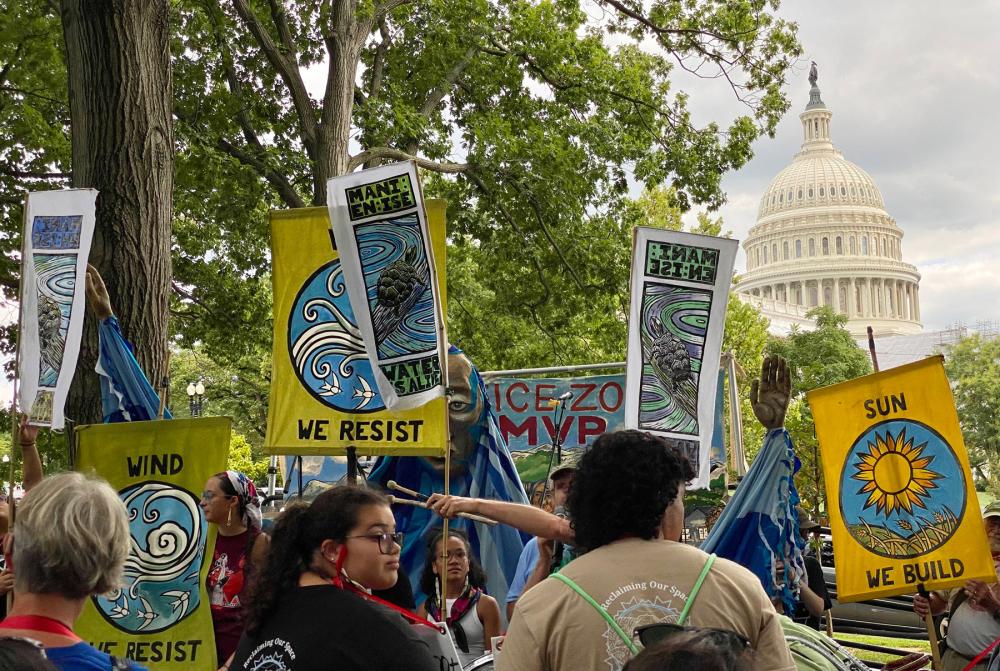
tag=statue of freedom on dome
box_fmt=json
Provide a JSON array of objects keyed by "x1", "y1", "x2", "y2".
[{"x1": 809, "y1": 61, "x2": 818, "y2": 87}]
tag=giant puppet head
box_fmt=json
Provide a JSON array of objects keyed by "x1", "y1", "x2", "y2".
[
  {"x1": 370, "y1": 344, "x2": 528, "y2": 607},
  {"x1": 420, "y1": 350, "x2": 482, "y2": 478}
]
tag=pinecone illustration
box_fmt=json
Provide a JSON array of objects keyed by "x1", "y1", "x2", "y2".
[
  {"x1": 376, "y1": 246, "x2": 423, "y2": 317},
  {"x1": 644, "y1": 315, "x2": 698, "y2": 420},
  {"x1": 648, "y1": 316, "x2": 691, "y2": 391},
  {"x1": 37, "y1": 293, "x2": 66, "y2": 374}
]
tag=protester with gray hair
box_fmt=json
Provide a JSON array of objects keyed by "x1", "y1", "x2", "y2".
[{"x1": 0, "y1": 472, "x2": 146, "y2": 670}]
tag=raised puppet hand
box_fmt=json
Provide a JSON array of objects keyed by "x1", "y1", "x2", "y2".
[
  {"x1": 85, "y1": 264, "x2": 113, "y2": 320},
  {"x1": 750, "y1": 355, "x2": 791, "y2": 430}
]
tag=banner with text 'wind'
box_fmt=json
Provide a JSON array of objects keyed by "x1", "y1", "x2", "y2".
[{"x1": 74, "y1": 417, "x2": 230, "y2": 670}]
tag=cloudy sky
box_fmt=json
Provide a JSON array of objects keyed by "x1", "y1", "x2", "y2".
[{"x1": 678, "y1": 1, "x2": 1000, "y2": 333}]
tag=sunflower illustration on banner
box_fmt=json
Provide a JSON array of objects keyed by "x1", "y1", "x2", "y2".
[{"x1": 807, "y1": 356, "x2": 994, "y2": 602}]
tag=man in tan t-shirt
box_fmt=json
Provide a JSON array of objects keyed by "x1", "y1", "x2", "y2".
[{"x1": 482, "y1": 429, "x2": 793, "y2": 671}]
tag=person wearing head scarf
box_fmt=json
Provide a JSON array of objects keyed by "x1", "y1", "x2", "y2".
[{"x1": 200, "y1": 470, "x2": 270, "y2": 668}]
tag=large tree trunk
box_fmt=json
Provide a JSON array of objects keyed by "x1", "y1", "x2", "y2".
[
  {"x1": 312, "y1": 23, "x2": 360, "y2": 204},
  {"x1": 61, "y1": 0, "x2": 173, "y2": 425}
]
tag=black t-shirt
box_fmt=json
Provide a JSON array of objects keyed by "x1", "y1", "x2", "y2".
[
  {"x1": 793, "y1": 555, "x2": 833, "y2": 629},
  {"x1": 230, "y1": 585, "x2": 438, "y2": 671}
]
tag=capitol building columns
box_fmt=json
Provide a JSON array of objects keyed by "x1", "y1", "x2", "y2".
[{"x1": 735, "y1": 71, "x2": 922, "y2": 338}]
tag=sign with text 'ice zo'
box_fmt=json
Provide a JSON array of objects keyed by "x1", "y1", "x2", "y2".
[
  {"x1": 327, "y1": 162, "x2": 447, "y2": 412},
  {"x1": 624, "y1": 228, "x2": 737, "y2": 489},
  {"x1": 18, "y1": 189, "x2": 97, "y2": 429},
  {"x1": 486, "y1": 375, "x2": 626, "y2": 453},
  {"x1": 74, "y1": 417, "x2": 230, "y2": 670},
  {"x1": 266, "y1": 205, "x2": 448, "y2": 456},
  {"x1": 808, "y1": 356, "x2": 994, "y2": 602}
]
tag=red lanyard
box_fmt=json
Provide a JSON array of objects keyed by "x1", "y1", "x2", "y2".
[
  {"x1": 0, "y1": 615, "x2": 81, "y2": 641},
  {"x1": 347, "y1": 586, "x2": 443, "y2": 632},
  {"x1": 331, "y1": 546, "x2": 441, "y2": 633}
]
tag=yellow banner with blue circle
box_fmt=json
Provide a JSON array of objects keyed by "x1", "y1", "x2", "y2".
[
  {"x1": 808, "y1": 355, "x2": 994, "y2": 602},
  {"x1": 73, "y1": 417, "x2": 231, "y2": 670},
  {"x1": 264, "y1": 204, "x2": 448, "y2": 456}
]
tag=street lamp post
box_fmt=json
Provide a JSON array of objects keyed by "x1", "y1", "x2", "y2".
[{"x1": 187, "y1": 381, "x2": 205, "y2": 417}]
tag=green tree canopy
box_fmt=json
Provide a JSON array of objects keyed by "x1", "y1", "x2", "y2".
[
  {"x1": 0, "y1": 0, "x2": 799, "y2": 456},
  {"x1": 941, "y1": 333, "x2": 1000, "y2": 491},
  {"x1": 168, "y1": 0, "x2": 800, "y2": 377}
]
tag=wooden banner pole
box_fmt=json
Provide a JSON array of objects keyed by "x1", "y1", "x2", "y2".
[
  {"x1": 918, "y1": 584, "x2": 942, "y2": 670},
  {"x1": 866, "y1": 326, "x2": 880, "y2": 373},
  {"x1": 440, "y1": 384, "x2": 452, "y2": 622}
]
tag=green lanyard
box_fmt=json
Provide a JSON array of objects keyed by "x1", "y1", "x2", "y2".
[{"x1": 551, "y1": 553, "x2": 717, "y2": 654}]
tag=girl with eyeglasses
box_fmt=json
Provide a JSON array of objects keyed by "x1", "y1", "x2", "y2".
[
  {"x1": 200, "y1": 471, "x2": 270, "y2": 669},
  {"x1": 230, "y1": 486, "x2": 438, "y2": 671},
  {"x1": 417, "y1": 528, "x2": 502, "y2": 667}
]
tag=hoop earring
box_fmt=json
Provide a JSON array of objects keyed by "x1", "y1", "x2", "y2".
[{"x1": 227, "y1": 507, "x2": 233, "y2": 526}]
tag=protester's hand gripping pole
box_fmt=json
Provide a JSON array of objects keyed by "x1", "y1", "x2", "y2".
[{"x1": 918, "y1": 584, "x2": 942, "y2": 670}]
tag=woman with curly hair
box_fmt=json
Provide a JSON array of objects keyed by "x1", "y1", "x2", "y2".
[
  {"x1": 416, "y1": 529, "x2": 501, "y2": 666},
  {"x1": 200, "y1": 471, "x2": 269, "y2": 668},
  {"x1": 229, "y1": 486, "x2": 437, "y2": 671},
  {"x1": 430, "y1": 429, "x2": 794, "y2": 671}
]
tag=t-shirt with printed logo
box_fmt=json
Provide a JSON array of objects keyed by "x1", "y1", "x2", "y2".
[
  {"x1": 498, "y1": 537, "x2": 795, "y2": 671},
  {"x1": 230, "y1": 584, "x2": 438, "y2": 671}
]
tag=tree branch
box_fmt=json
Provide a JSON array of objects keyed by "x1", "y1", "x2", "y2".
[
  {"x1": 373, "y1": 0, "x2": 411, "y2": 21},
  {"x1": 228, "y1": 0, "x2": 318, "y2": 153},
  {"x1": 419, "y1": 46, "x2": 476, "y2": 117},
  {"x1": 202, "y1": 0, "x2": 267, "y2": 150},
  {"x1": 216, "y1": 138, "x2": 305, "y2": 209},
  {"x1": 171, "y1": 281, "x2": 217, "y2": 317},
  {"x1": 0, "y1": 43, "x2": 23, "y2": 91},
  {"x1": 347, "y1": 147, "x2": 468, "y2": 174},
  {"x1": 0, "y1": 85, "x2": 65, "y2": 106},
  {"x1": 0, "y1": 168, "x2": 70, "y2": 179},
  {"x1": 267, "y1": 0, "x2": 296, "y2": 56},
  {"x1": 367, "y1": 19, "x2": 391, "y2": 107},
  {"x1": 505, "y1": 176, "x2": 586, "y2": 291}
]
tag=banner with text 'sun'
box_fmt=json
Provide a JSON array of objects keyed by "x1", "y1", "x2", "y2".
[
  {"x1": 266, "y1": 204, "x2": 448, "y2": 456},
  {"x1": 808, "y1": 356, "x2": 994, "y2": 602},
  {"x1": 327, "y1": 161, "x2": 448, "y2": 412},
  {"x1": 74, "y1": 417, "x2": 230, "y2": 671}
]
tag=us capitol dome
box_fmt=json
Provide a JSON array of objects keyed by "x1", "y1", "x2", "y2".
[{"x1": 736, "y1": 69, "x2": 922, "y2": 337}]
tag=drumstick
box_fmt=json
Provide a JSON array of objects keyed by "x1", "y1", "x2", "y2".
[
  {"x1": 387, "y1": 480, "x2": 427, "y2": 501},
  {"x1": 388, "y1": 495, "x2": 498, "y2": 527}
]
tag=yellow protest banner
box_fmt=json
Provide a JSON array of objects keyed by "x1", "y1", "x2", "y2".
[
  {"x1": 808, "y1": 356, "x2": 993, "y2": 602},
  {"x1": 74, "y1": 417, "x2": 231, "y2": 670},
  {"x1": 265, "y1": 203, "x2": 448, "y2": 456}
]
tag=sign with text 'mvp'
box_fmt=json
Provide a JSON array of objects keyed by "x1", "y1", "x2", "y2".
[
  {"x1": 266, "y1": 205, "x2": 448, "y2": 456},
  {"x1": 74, "y1": 417, "x2": 231, "y2": 670},
  {"x1": 808, "y1": 356, "x2": 994, "y2": 602}
]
